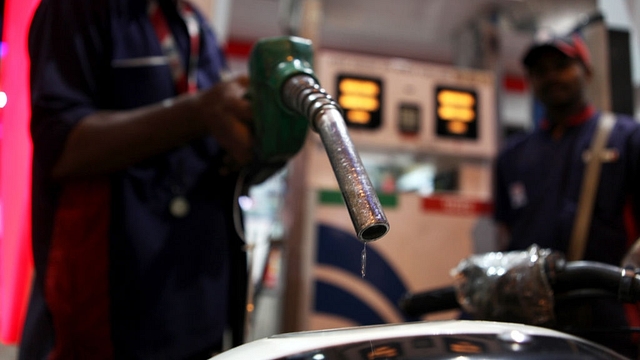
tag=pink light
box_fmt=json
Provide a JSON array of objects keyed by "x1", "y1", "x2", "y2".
[{"x1": 0, "y1": 0, "x2": 41, "y2": 344}]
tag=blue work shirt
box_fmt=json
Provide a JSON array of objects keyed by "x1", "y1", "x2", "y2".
[
  {"x1": 494, "y1": 107, "x2": 640, "y2": 264},
  {"x1": 494, "y1": 107, "x2": 640, "y2": 357},
  {"x1": 24, "y1": 0, "x2": 246, "y2": 359}
]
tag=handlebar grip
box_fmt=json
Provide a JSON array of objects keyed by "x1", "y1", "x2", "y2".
[
  {"x1": 399, "y1": 286, "x2": 459, "y2": 317},
  {"x1": 398, "y1": 261, "x2": 640, "y2": 317},
  {"x1": 400, "y1": 260, "x2": 640, "y2": 318},
  {"x1": 552, "y1": 261, "x2": 621, "y2": 294},
  {"x1": 551, "y1": 261, "x2": 640, "y2": 302}
]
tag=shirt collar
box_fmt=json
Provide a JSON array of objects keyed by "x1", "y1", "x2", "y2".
[{"x1": 539, "y1": 104, "x2": 596, "y2": 131}]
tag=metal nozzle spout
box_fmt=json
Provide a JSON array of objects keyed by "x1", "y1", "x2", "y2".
[{"x1": 282, "y1": 74, "x2": 390, "y2": 242}]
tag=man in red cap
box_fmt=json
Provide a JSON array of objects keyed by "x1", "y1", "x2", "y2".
[{"x1": 494, "y1": 33, "x2": 640, "y2": 357}]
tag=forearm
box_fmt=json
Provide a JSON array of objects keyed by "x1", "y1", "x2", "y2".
[
  {"x1": 52, "y1": 93, "x2": 206, "y2": 180},
  {"x1": 622, "y1": 237, "x2": 640, "y2": 269},
  {"x1": 496, "y1": 223, "x2": 511, "y2": 251}
]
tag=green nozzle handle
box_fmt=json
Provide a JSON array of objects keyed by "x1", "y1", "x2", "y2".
[{"x1": 247, "y1": 36, "x2": 316, "y2": 184}]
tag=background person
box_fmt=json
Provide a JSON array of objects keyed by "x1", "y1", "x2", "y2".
[{"x1": 493, "y1": 33, "x2": 640, "y2": 358}]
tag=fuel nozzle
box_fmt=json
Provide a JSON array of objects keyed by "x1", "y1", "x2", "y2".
[{"x1": 249, "y1": 36, "x2": 389, "y2": 242}]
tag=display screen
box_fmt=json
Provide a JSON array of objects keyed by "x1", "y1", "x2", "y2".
[
  {"x1": 336, "y1": 74, "x2": 383, "y2": 129},
  {"x1": 435, "y1": 86, "x2": 478, "y2": 140}
]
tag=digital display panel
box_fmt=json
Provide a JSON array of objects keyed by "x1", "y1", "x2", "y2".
[
  {"x1": 336, "y1": 74, "x2": 383, "y2": 129},
  {"x1": 435, "y1": 86, "x2": 478, "y2": 140}
]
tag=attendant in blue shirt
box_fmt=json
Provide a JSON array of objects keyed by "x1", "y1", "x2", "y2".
[
  {"x1": 22, "y1": 0, "x2": 254, "y2": 359},
  {"x1": 494, "y1": 34, "x2": 640, "y2": 358}
]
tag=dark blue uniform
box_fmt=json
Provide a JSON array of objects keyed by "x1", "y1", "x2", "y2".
[
  {"x1": 494, "y1": 106, "x2": 640, "y2": 357},
  {"x1": 495, "y1": 107, "x2": 640, "y2": 263},
  {"x1": 23, "y1": 0, "x2": 246, "y2": 359}
]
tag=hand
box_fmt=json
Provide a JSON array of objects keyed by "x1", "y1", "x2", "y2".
[
  {"x1": 195, "y1": 75, "x2": 254, "y2": 170},
  {"x1": 621, "y1": 237, "x2": 640, "y2": 270},
  {"x1": 496, "y1": 224, "x2": 511, "y2": 251}
]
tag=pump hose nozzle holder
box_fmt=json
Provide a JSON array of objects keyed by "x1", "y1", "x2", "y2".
[{"x1": 282, "y1": 74, "x2": 389, "y2": 242}]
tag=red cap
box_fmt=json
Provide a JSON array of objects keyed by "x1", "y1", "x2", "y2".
[{"x1": 522, "y1": 33, "x2": 592, "y2": 69}]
